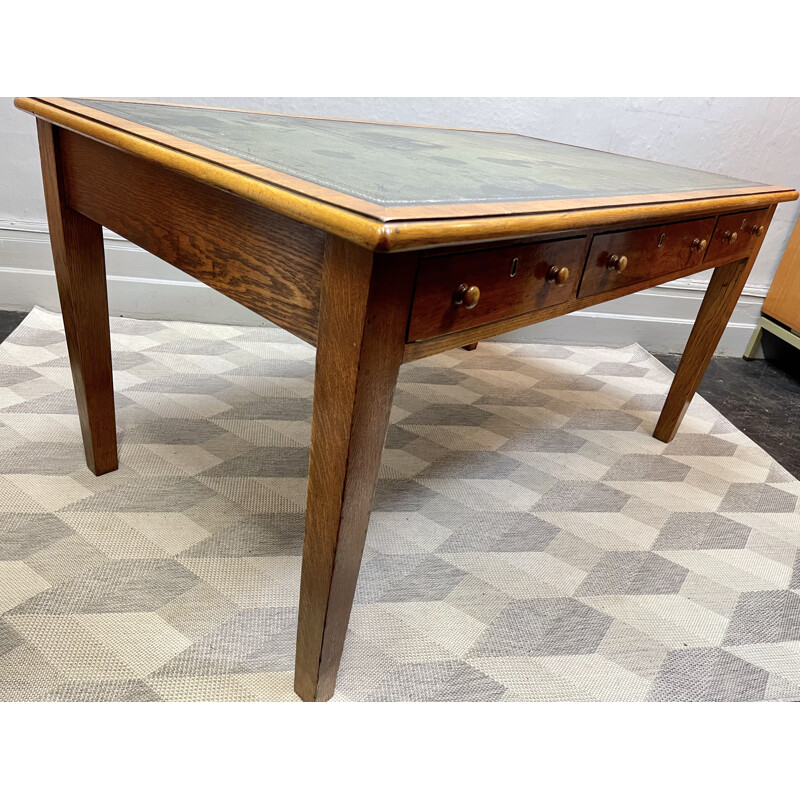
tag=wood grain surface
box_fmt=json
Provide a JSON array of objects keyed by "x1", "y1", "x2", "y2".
[
  {"x1": 402, "y1": 223, "x2": 773, "y2": 360},
  {"x1": 409, "y1": 237, "x2": 586, "y2": 341},
  {"x1": 60, "y1": 130, "x2": 325, "y2": 345},
  {"x1": 653, "y1": 206, "x2": 777, "y2": 442},
  {"x1": 37, "y1": 121, "x2": 118, "y2": 475},
  {"x1": 762, "y1": 213, "x2": 800, "y2": 330},
  {"x1": 294, "y1": 238, "x2": 417, "y2": 701},
  {"x1": 578, "y1": 216, "x2": 717, "y2": 298},
  {"x1": 704, "y1": 208, "x2": 773, "y2": 263}
]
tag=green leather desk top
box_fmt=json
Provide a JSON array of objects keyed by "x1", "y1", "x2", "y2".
[{"x1": 72, "y1": 99, "x2": 765, "y2": 209}]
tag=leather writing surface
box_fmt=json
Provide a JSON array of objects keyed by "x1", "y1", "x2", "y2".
[{"x1": 74, "y1": 99, "x2": 765, "y2": 208}]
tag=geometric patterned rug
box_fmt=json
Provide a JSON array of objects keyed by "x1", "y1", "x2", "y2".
[{"x1": 1, "y1": 307, "x2": 799, "y2": 702}]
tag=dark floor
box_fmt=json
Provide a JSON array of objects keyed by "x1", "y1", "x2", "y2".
[
  {"x1": 0, "y1": 309, "x2": 797, "y2": 479},
  {"x1": 0, "y1": 310, "x2": 26, "y2": 342}
]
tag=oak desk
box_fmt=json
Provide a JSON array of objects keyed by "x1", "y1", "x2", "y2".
[{"x1": 15, "y1": 98, "x2": 798, "y2": 701}]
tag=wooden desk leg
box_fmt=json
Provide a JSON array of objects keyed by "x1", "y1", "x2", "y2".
[
  {"x1": 37, "y1": 120, "x2": 118, "y2": 476},
  {"x1": 653, "y1": 256, "x2": 756, "y2": 443},
  {"x1": 294, "y1": 237, "x2": 415, "y2": 701}
]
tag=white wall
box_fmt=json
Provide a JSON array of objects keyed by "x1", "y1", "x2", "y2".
[{"x1": 2, "y1": 97, "x2": 798, "y2": 354}]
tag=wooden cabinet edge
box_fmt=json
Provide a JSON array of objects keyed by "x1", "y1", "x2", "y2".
[{"x1": 762, "y1": 211, "x2": 800, "y2": 330}]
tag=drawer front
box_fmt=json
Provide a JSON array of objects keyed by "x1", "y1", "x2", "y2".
[
  {"x1": 578, "y1": 217, "x2": 716, "y2": 299},
  {"x1": 705, "y1": 208, "x2": 771, "y2": 262},
  {"x1": 408, "y1": 237, "x2": 585, "y2": 341}
]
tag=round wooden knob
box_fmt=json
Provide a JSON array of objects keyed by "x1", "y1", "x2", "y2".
[
  {"x1": 751, "y1": 224, "x2": 765, "y2": 238},
  {"x1": 546, "y1": 265, "x2": 570, "y2": 285},
  {"x1": 607, "y1": 254, "x2": 628, "y2": 273},
  {"x1": 722, "y1": 230, "x2": 738, "y2": 244},
  {"x1": 453, "y1": 283, "x2": 480, "y2": 309},
  {"x1": 691, "y1": 238, "x2": 708, "y2": 253}
]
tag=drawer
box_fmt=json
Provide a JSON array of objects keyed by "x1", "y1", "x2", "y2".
[
  {"x1": 578, "y1": 217, "x2": 716, "y2": 299},
  {"x1": 408, "y1": 237, "x2": 585, "y2": 341},
  {"x1": 705, "y1": 208, "x2": 770, "y2": 262}
]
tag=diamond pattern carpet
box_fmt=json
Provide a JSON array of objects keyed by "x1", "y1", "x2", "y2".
[{"x1": 1, "y1": 308, "x2": 799, "y2": 702}]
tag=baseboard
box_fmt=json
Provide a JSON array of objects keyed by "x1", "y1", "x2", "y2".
[
  {"x1": 0, "y1": 221, "x2": 770, "y2": 356},
  {"x1": 492, "y1": 306, "x2": 760, "y2": 355},
  {"x1": 0, "y1": 222, "x2": 269, "y2": 327}
]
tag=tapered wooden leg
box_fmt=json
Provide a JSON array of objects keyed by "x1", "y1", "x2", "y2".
[
  {"x1": 462, "y1": 342, "x2": 478, "y2": 351},
  {"x1": 655, "y1": 206, "x2": 777, "y2": 443},
  {"x1": 37, "y1": 120, "x2": 118, "y2": 475},
  {"x1": 294, "y1": 237, "x2": 415, "y2": 701},
  {"x1": 653, "y1": 255, "x2": 760, "y2": 443}
]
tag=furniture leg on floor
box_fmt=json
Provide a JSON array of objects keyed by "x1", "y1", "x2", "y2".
[
  {"x1": 294, "y1": 238, "x2": 416, "y2": 701},
  {"x1": 653, "y1": 216, "x2": 772, "y2": 443},
  {"x1": 37, "y1": 120, "x2": 118, "y2": 476}
]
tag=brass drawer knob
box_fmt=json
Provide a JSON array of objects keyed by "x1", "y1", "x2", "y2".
[
  {"x1": 751, "y1": 224, "x2": 765, "y2": 238},
  {"x1": 546, "y1": 265, "x2": 570, "y2": 285},
  {"x1": 722, "y1": 230, "x2": 738, "y2": 244},
  {"x1": 607, "y1": 254, "x2": 628, "y2": 273},
  {"x1": 691, "y1": 238, "x2": 708, "y2": 253},
  {"x1": 453, "y1": 283, "x2": 480, "y2": 309}
]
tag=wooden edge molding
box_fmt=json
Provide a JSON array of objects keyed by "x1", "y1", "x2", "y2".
[
  {"x1": 382, "y1": 191, "x2": 798, "y2": 251},
  {"x1": 15, "y1": 98, "x2": 799, "y2": 254},
  {"x1": 376, "y1": 186, "x2": 796, "y2": 220}
]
